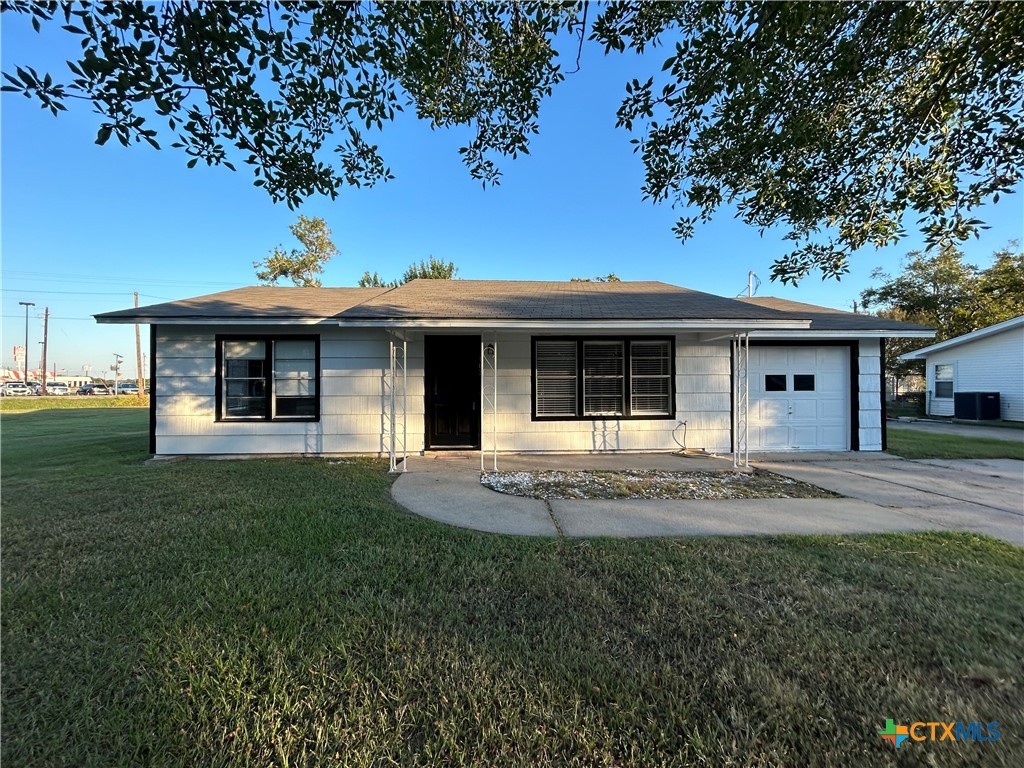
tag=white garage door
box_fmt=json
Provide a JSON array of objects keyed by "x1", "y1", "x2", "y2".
[{"x1": 747, "y1": 346, "x2": 850, "y2": 451}]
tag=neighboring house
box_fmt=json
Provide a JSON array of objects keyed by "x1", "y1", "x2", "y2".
[
  {"x1": 899, "y1": 315, "x2": 1024, "y2": 421},
  {"x1": 95, "y1": 280, "x2": 932, "y2": 459}
]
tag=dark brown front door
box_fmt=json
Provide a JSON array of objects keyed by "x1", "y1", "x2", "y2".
[{"x1": 425, "y1": 335, "x2": 480, "y2": 449}]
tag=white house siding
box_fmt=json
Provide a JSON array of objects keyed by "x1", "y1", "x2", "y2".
[
  {"x1": 923, "y1": 326, "x2": 1024, "y2": 421},
  {"x1": 155, "y1": 325, "x2": 425, "y2": 455},
  {"x1": 154, "y1": 327, "x2": 732, "y2": 455},
  {"x1": 480, "y1": 333, "x2": 731, "y2": 454}
]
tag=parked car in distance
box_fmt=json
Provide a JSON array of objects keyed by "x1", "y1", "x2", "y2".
[
  {"x1": 116, "y1": 384, "x2": 139, "y2": 395},
  {"x1": 2, "y1": 382, "x2": 32, "y2": 396},
  {"x1": 78, "y1": 384, "x2": 111, "y2": 395},
  {"x1": 46, "y1": 382, "x2": 70, "y2": 395}
]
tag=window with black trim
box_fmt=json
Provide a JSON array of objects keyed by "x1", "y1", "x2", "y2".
[
  {"x1": 765, "y1": 374, "x2": 787, "y2": 391},
  {"x1": 533, "y1": 337, "x2": 674, "y2": 419},
  {"x1": 218, "y1": 336, "x2": 319, "y2": 421},
  {"x1": 934, "y1": 364, "x2": 953, "y2": 398}
]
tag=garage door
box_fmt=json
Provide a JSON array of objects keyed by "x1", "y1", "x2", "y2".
[{"x1": 747, "y1": 346, "x2": 850, "y2": 451}]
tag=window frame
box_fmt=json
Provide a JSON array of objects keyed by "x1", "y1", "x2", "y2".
[
  {"x1": 934, "y1": 363, "x2": 954, "y2": 399},
  {"x1": 531, "y1": 336, "x2": 675, "y2": 421},
  {"x1": 215, "y1": 334, "x2": 321, "y2": 422}
]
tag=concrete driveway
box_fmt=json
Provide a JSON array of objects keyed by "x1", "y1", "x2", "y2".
[
  {"x1": 755, "y1": 457, "x2": 1023, "y2": 546},
  {"x1": 391, "y1": 453, "x2": 1024, "y2": 546}
]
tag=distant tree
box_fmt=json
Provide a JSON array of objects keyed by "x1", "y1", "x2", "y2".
[
  {"x1": 400, "y1": 256, "x2": 458, "y2": 283},
  {"x1": 254, "y1": 215, "x2": 338, "y2": 287},
  {"x1": 570, "y1": 273, "x2": 622, "y2": 283},
  {"x1": 861, "y1": 247, "x2": 980, "y2": 342},
  {"x1": 860, "y1": 243, "x2": 1024, "y2": 387},
  {"x1": 357, "y1": 256, "x2": 458, "y2": 288},
  {"x1": 357, "y1": 271, "x2": 396, "y2": 289},
  {"x1": 974, "y1": 245, "x2": 1024, "y2": 325},
  {"x1": 5, "y1": 3, "x2": 1021, "y2": 284}
]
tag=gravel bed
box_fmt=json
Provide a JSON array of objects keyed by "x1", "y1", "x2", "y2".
[{"x1": 481, "y1": 469, "x2": 839, "y2": 500}]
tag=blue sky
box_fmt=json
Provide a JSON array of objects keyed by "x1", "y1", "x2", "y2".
[{"x1": 3, "y1": 15, "x2": 1022, "y2": 380}]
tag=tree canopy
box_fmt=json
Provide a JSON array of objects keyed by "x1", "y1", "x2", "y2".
[
  {"x1": 860, "y1": 244, "x2": 1024, "y2": 341},
  {"x1": 4, "y1": 2, "x2": 1022, "y2": 283},
  {"x1": 254, "y1": 215, "x2": 337, "y2": 287},
  {"x1": 860, "y1": 243, "x2": 1024, "y2": 380},
  {"x1": 359, "y1": 256, "x2": 458, "y2": 288}
]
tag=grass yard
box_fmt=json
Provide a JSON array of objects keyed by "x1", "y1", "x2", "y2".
[
  {"x1": 887, "y1": 428, "x2": 1024, "y2": 460},
  {"x1": 2, "y1": 410, "x2": 1023, "y2": 767},
  {"x1": 0, "y1": 394, "x2": 149, "y2": 411}
]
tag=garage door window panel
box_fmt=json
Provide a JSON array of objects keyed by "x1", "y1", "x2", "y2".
[{"x1": 794, "y1": 374, "x2": 815, "y2": 392}]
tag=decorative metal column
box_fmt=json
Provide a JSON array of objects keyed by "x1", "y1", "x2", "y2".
[
  {"x1": 481, "y1": 336, "x2": 498, "y2": 472},
  {"x1": 387, "y1": 336, "x2": 408, "y2": 473},
  {"x1": 733, "y1": 332, "x2": 750, "y2": 468}
]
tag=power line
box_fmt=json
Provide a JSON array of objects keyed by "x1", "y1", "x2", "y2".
[
  {"x1": 1, "y1": 314, "x2": 94, "y2": 320},
  {"x1": 2, "y1": 270, "x2": 238, "y2": 287},
  {"x1": 2, "y1": 289, "x2": 172, "y2": 300},
  {"x1": 3, "y1": 289, "x2": 138, "y2": 296}
]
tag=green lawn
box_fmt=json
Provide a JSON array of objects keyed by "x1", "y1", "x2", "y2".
[
  {"x1": 0, "y1": 394, "x2": 148, "y2": 411},
  {"x1": 3, "y1": 410, "x2": 1022, "y2": 767},
  {"x1": 887, "y1": 428, "x2": 1024, "y2": 460}
]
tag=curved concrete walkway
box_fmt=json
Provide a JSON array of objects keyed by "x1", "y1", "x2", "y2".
[{"x1": 391, "y1": 453, "x2": 1024, "y2": 545}]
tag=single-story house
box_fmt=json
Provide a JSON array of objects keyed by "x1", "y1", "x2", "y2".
[
  {"x1": 899, "y1": 315, "x2": 1024, "y2": 421},
  {"x1": 95, "y1": 280, "x2": 932, "y2": 463}
]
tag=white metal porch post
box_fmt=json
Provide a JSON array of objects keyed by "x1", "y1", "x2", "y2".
[
  {"x1": 481, "y1": 336, "x2": 498, "y2": 472},
  {"x1": 388, "y1": 337, "x2": 408, "y2": 473},
  {"x1": 733, "y1": 332, "x2": 750, "y2": 468}
]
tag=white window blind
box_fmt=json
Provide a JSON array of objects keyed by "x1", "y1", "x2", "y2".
[
  {"x1": 630, "y1": 340, "x2": 672, "y2": 415},
  {"x1": 535, "y1": 340, "x2": 578, "y2": 416},
  {"x1": 583, "y1": 341, "x2": 624, "y2": 416}
]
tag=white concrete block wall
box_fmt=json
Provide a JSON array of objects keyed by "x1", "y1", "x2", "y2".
[
  {"x1": 923, "y1": 326, "x2": 1023, "y2": 421},
  {"x1": 153, "y1": 327, "x2": 733, "y2": 455},
  {"x1": 485, "y1": 334, "x2": 731, "y2": 454},
  {"x1": 858, "y1": 338, "x2": 883, "y2": 451},
  {"x1": 155, "y1": 325, "x2": 413, "y2": 455}
]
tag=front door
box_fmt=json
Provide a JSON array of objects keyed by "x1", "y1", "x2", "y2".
[{"x1": 425, "y1": 335, "x2": 481, "y2": 449}]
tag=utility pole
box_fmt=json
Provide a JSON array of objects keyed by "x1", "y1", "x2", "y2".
[
  {"x1": 40, "y1": 307, "x2": 49, "y2": 394},
  {"x1": 18, "y1": 301, "x2": 34, "y2": 382},
  {"x1": 134, "y1": 292, "x2": 144, "y2": 398}
]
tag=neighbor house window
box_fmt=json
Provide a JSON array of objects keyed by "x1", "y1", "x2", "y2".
[
  {"x1": 533, "y1": 337, "x2": 674, "y2": 420},
  {"x1": 934, "y1": 364, "x2": 953, "y2": 399},
  {"x1": 217, "y1": 336, "x2": 319, "y2": 421}
]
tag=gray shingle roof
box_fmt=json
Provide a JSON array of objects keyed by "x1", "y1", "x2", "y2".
[
  {"x1": 93, "y1": 280, "x2": 933, "y2": 334},
  {"x1": 344, "y1": 280, "x2": 792, "y2": 320},
  {"x1": 736, "y1": 297, "x2": 933, "y2": 332},
  {"x1": 95, "y1": 286, "x2": 390, "y2": 321}
]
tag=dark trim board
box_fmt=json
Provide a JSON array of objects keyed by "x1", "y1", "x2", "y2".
[{"x1": 747, "y1": 339, "x2": 861, "y2": 452}]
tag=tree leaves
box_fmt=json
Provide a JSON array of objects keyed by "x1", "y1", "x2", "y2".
[
  {"x1": 253, "y1": 215, "x2": 339, "y2": 287},
  {"x1": 594, "y1": 2, "x2": 1024, "y2": 283},
  {"x1": 2, "y1": 2, "x2": 574, "y2": 210},
  {"x1": 4, "y1": 2, "x2": 1021, "y2": 283}
]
